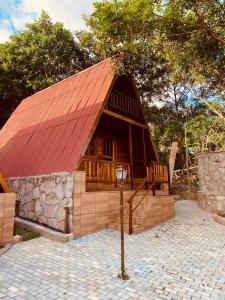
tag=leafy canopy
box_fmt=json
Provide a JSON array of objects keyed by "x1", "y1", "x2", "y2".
[{"x1": 0, "y1": 11, "x2": 92, "y2": 127}]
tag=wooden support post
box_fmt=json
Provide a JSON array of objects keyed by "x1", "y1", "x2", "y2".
[
  {"x1": 129, "y1": 124, "x2": 134, "y2": 190},
  {"x1": 64, "y1": 207, "x2": 70, "y2": 234},
  {"x1": 152, "y1": 165, "x2": 155, "y2": 196},
  {"x1": 169, "y1": 142, "x2": 178, "y2": 185},
  {"x1": 142, "y1": 128, "x2": 148, "y2": 190},
  {"x1": 167, "y1": 164, "x2": 171, "y2": 195}
]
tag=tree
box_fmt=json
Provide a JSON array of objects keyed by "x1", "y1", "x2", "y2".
[
  {"x1": 0, "y1": 11, "x2": 92, "y2": 127},
  {"x1": 83, "y1": 0, "x2": 225, "y2": 101},
  {"x1": 83, "y1": 0, "x2": 224, "y2": 165},
  {"x1": 82, "y1": 0, "x2": 169, "y2": 100},
  {"x1": 145, "y1": 82, "x2": 207, "y2": 167},
  {"x1": 187, "y1": 114, "x2": 225, "y2": 153},
  {"x1": 161, "y1": 0, "x2": 225, "y2": 90}
]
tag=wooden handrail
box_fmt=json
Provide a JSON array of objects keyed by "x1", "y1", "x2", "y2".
[
  {"x1": 128, "y1": 162, "x2": 169, "y2": 235},
  {"x1": 131, "y1": 181, "x2": 155, "y2": 214},
  {"x1": 127, "y1": 177, "x2": 147, "y2": 204},
  {"x1": 128, "y1": 177, "x2": 148, "y2": 235},
  {"x1": 128, "y1": 180, "x2": 156, "y2": 235}
]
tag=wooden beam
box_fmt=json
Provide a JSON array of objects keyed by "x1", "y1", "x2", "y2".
[
  {"x1": 142, "y1": 128, "x2": 146, "y2": 166},
  {"x1": 103, "y1": 109, "x2": 148, "y2": 129},
  {"x1": 129, "y1": 124, "x2": 134, "y2": 189},
  {"x1": 142, "y1": 128, "x2": 148, "y2": 189},
  {"x1": 0, "y1": 172, "x2": 10, "y2": 193},
  {"x1": 169, "y1": 142, "x2": 178, "y2": 185}
]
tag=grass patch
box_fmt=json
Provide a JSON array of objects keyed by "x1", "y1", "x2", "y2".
[{"x1": 15, "y1": 226, "x2": 40, "y2": 241}]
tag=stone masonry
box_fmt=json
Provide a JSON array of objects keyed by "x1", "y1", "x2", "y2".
[
  {"x1": 8, "y1": 170, "x2": 175, "y2": 238},
  {"x1": 8, "y1": 173, "x2": 74, "y2": 232},
  {"x1": 198, "y1": 151, "x2": 225, "y2": 212}
]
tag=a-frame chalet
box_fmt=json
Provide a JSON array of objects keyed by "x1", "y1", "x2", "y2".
[{"x1": 0, "y1": 59, "x2": 175, "y2": 237}]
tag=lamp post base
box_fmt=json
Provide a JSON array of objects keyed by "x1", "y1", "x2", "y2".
[{"x1": 118, "y1": 272, "x2": 129, "y2": 281}]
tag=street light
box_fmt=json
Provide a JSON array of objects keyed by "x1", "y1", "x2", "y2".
[{"x1": 115, "y1": 165, "x2": 129, "y2": 281}]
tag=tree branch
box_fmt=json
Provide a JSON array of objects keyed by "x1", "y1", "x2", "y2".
[{"x1": 193, "y1": 1, "x2": 225, "y2": 46}]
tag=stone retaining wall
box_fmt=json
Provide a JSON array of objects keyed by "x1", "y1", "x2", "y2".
[
  {"x1": 180, "y1": 191, "x2": 198, "y2": 201},
  {"x1": 198, "y1": 192, "x2": 225, "y2": 213},
  {"x1": 8, "y1": 173, "x2": 75, "y2": 232},
  {"x1": 198, "y1": 151, "x2": 225, "y2": 212},
  {"x1": 0, "y1": 193, "x2": 16, "y2": 246}
]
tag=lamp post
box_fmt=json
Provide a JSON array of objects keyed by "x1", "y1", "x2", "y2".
[{"x1": 115, "y1": 166, "x2": 129, "y2": 281}]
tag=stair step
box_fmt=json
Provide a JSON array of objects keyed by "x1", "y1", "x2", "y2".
[{"x1": 108, "y1": 222, "x2": 143, "y2": 234}]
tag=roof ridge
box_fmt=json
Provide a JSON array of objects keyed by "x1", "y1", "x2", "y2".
[{"x1": 22, "y1": 57, "x2": 112, "y2": 102}]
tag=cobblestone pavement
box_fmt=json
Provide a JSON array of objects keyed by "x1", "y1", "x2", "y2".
[{"x1": 1, "y1": 200, "x2": 225, "y2": 300}]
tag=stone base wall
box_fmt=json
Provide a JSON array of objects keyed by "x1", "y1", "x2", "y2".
[
  {"x1": 8, "y1": 173, "x2": 74, "y2": 232},
  {"x1": 198, "y1": 152, "x2": 225, "y2": 193},
  {"x1": 0, "y1": 193, "x2": 16, "y2": 246},
  {"x1": 198, "y1": 151, "x2": 225, "y2": 213},
  {"x1": 180, "y1": 191, "x2": 198, "y2": 201},
  {"x1": 7, "y1": 170, "x2": 174, "y2": 238},
  {"x1": 198, "y1": 192, "x2": 225, "y2": 213}
]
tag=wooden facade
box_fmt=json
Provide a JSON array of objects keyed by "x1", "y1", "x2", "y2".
[{"x1": 78, "y1": 77, "x2": 168, "y2": 191}]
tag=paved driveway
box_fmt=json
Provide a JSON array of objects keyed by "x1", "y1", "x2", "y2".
[{"x1": 1, "y1": 200, "x2": 225, "y2": 300}]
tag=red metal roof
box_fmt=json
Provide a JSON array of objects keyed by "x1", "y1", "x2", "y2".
[{"x1": 0, "y1": 58, "x2": 114, "y2": 178}]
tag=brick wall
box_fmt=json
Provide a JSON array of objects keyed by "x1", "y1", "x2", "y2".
[
  {"x1": 0, "y1": 193, "x2": 16, "y2": 246},
  {"x1": 72, "y1": 173, "x2": 175, "y2": 238},
  {"x1": 73, "y1": 190, "x2": 131, "y2": 238}
]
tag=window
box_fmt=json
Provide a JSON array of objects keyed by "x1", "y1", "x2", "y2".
[
  {"x1": 85, "y1": 138, "x2": 96, "y2": 156},
  {"x1": 103, "y1": 138, "x2": 113, "y2": 160}
]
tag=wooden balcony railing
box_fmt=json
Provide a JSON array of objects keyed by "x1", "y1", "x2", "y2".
[
  {"x1": 82, "y1": 158, "x2": 132, "y2": 184},
  {"x1": 146, "y1": 162, "x2": 169, "y2": 183},
  {"x1": 107, "y1": 89, "x2": 143, "y2": 120},
  {"x1": 81, "y1": 158, "x2": 169, "y2": 186}
]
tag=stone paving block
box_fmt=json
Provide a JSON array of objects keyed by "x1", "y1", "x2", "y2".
[{"x1": 1, "y1": 201, "x2": 225, "y2": 300}]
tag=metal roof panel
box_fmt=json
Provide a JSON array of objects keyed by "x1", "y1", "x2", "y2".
[{"x1": 0, "y1": 59, "x2": 114, "y2": 178}]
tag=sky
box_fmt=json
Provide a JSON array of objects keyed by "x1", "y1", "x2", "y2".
[{"x1": 0, "y1": 0, "x2": 101, "y2": 42}]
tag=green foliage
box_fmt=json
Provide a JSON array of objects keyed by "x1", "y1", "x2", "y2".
[
  {"x1": 83, "y1": 0, "x2": 225, "y2": 91},
  {"x1": 0, "y1": 11, "x2": 92, "y2": 127},
  {"x1": 187, "y1": 114, "x2": 225, "y2": 153},
  {"x1": 83, "y1": 0, "x2": 225, "y2": 165},
  {"x1": 160, "y1": 0, "x2": 225, "y2": 90},
  {"x1": 15, "y1": 226, "x2": 40, "y2": 241},
  {"x1": 82, "y1": 0, "x2": 169, "y2": 99}
]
